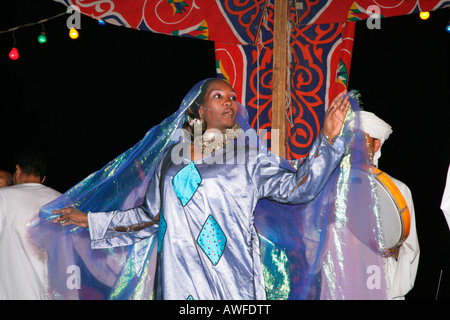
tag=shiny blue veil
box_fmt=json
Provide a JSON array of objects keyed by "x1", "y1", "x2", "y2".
[
  {"x1": 30, "y1": 80, "x2": 388, "y2": 299},
  {"x1": 31, "y1": 79, "x2": 213, "y2": 299},
  {"x1": 255, "y1": 91, "x2": 388, "y2": 299}
]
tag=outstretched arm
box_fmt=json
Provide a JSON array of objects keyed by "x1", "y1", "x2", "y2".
[{"x1": 253, "y1": 90, "x2": 350, "y2": 204}]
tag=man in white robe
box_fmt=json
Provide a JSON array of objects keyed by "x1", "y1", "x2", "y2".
[
  {"x1": 0, "y1": 150, "x2": 61, "y2": 299},
  {"x1": 360, "y1": 111, "x2": 420, "y2": 299}
]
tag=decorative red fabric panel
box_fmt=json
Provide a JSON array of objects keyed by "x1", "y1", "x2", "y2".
[{"x1": 55, "y1": 0, "x2": 449, "y2": 158}]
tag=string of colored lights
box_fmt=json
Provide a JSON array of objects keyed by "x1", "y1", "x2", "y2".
[
  {"x1": 1, "y1": 9, "x2": 448, "y2": 61},
  {"x1": 0, "y1": 12, "x2": 67, "y2": 35},
  {"x1": 0, "y1": 10, "x2": 110, "y2": 61},
  {"x1": 1, "y1": 11, "x2": 68, "y2": 60}
]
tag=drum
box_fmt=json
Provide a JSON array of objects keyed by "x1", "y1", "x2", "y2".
[
  {"x1": 371, "y1": 167, "x2": 410, "y2": 250},
  {"x1": 348, "y1": 166, "x2": 410, "y2": 251}
]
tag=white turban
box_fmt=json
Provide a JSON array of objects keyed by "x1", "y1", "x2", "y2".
[{"x1": 359, "y1": 111, "x2": 393, "y2": 167}]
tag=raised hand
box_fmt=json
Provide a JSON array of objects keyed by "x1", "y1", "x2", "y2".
[{"x1": 322, "y1": 90, "x2": 351, "y2": 143}]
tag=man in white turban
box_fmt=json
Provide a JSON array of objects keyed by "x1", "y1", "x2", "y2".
[
  {"x1": 359, "y1": 111, "x2": 392, "y2": 168},
  {"x1": 359, "y1": 111, "x2": 420, "y2": 299}
]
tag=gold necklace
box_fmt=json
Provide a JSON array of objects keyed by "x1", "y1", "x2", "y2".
[{"x1": 193, "y1": 123, "x2": 241, "y2": 156}]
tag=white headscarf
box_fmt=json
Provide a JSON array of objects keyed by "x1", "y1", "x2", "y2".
[{"x1": 359, "y1": 111, "x2": 393, "y2": 167}]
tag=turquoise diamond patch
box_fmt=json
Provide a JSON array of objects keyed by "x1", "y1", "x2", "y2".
[
  {"x1": 197, "y1": 215, "x2": 227, "y2": 266},
  {"x1": 157, "y1": 211, "x2": 166, "y2": 254},
  {"x1": 172, "y1": 162, "x2": 202, "y2": 206}
]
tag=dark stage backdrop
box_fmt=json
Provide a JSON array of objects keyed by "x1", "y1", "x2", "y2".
[
  {"x1": 0, "y1": 0, "x2": 217, "y2": 191},
  {"x1": 349, "y1": 11, "x2": 450, "y2": 299}
]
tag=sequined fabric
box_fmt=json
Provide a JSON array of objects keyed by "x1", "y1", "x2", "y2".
[
  {"x1": 87, "y1": 129, "x2": 343, "y2": 299},
  {"x1": 255, "y1": 93, "x2": 388, "y2": 299}
]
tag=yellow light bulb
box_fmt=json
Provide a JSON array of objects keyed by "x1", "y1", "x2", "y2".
[
  {"x1": 419, "y1": 12, "x2": 430, "y2": 20},
  {"x1": 69, "y1": 27, "x2": 79, "y2": 39}
]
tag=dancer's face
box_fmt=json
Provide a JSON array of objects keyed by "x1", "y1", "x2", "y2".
[{"x1": 199, "y1": 80, "x2": 238, "y2": 133}]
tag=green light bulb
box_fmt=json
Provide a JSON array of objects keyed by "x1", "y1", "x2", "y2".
[{"x1": 37, "y1": 32, "x2": 47, "y2": 44}]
